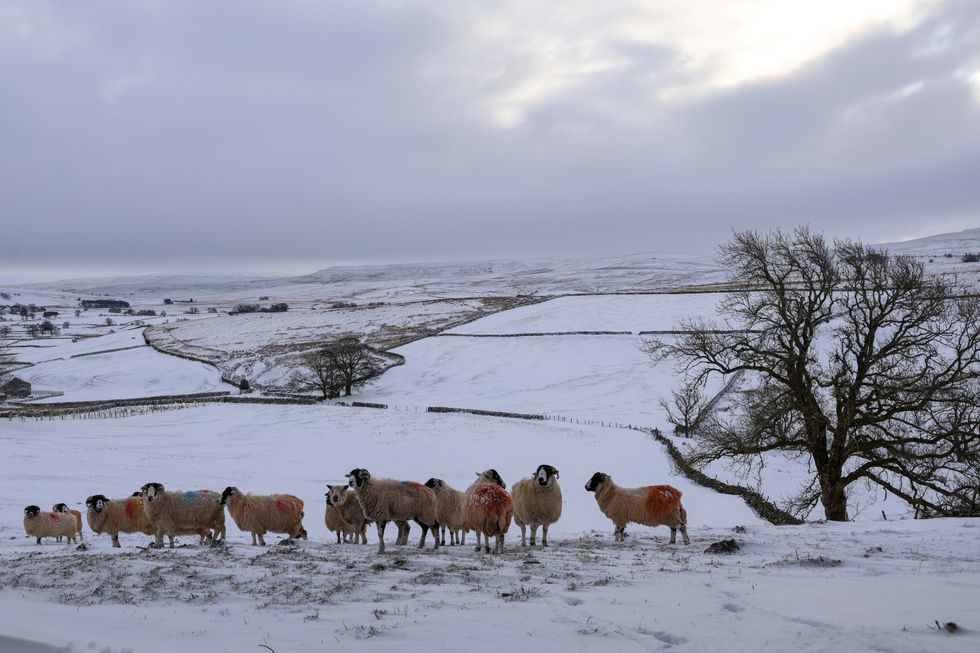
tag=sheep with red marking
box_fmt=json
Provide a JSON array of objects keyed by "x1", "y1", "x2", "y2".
[
  {"x1": 325, "y1": 484, "x2": 367, "y2": 544},
  {"x1": 51, "y1": 503, "x2": 84, "y2": 542},
  {"x1": 85, "y1": 494, "x2": 154, "y2": 547},
  {"x1": 584, "y1": 472, "x2": 689, "y2": 544},
  {"x1": 424, "y1": 478, "x2": 466, "y2": 546},
  {"x1": 23, "y1": 505, "x2": 81, "y2": 544},
  {"x1": 346, "y1": 468, "x2": 439, "y2": 554},
  {"x1": 220, "y1": 486, "x2": 307, "y2": 546},
  {"x1": 140, "y1": 483, "x2": 226, "y2": 549},
  {"x1": 512, "y1": 464, "x2": 562, "y2": 547},
  {"x1": 464, "y1": 469, "x2": 513, "y2": 554}
]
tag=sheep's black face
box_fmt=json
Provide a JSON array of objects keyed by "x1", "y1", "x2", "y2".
[
  {"x1": 347, "y1": 468, "x2": 370, "y2": 488},
  {"x1": 536, "y1": 464, "x2": 559, "y2": 487},
  {"x1": 424, "y1": 478, "x2": 442, "y2": 489},
  {"x1": 484, "y1": 468, "x2": 506, "y2": 489},
  {"x1": 141, "y1": 482, "x2": 165, "y2": 502},
  {"x1": 24, "y1": 505, "x2": 40, "y2": 518},
  {"x1": 585, "y1": 472, "x2": 608, "y2": 493},
  {"x1": 86, "y1": 495, "x2": 109, "y2": 512},
  {"x1": 52, "y1": 503, "x2": 69, "y2": 513},
  {"x1": 220, "y1": 487, "x2": 238, "y2": 505}
]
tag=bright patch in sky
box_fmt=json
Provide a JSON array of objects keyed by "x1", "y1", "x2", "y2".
[{"x1": 435, "y1": 0, "x2": 935, "y2": 127}]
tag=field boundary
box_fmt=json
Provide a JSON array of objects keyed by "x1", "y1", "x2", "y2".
[{"x1": 647, "y1": 427, "x2": 803, "y2": 525}]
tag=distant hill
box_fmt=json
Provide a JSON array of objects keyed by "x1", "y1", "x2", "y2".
[{"x1": 876, "y1": 226, "x2": 980, "y2": 256}]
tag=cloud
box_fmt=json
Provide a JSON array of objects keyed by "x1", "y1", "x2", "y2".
[{"x1": 0, "y1": 0, "x2": 977, "y2": 275}]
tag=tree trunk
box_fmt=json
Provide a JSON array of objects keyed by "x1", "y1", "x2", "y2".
[{"x1": 819, "y1": 477, "x2": 848, "y2": 521}]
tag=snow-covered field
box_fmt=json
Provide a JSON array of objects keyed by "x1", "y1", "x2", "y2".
[
  {"x1": 446, "y1": 293, "x2": 725, "y2": 334},
  {"x1": 359, "y1": 334, "x2": 718, "y2": 427},
  {"x1": 2, "y1": 232, "x2": 979, "y2": 652},
  {"x1": 1, "y1": 404, "x2": 975, "y2": 653},
  {"x1": 143, "y1": 297, "x2": 537, "y2": 389}
]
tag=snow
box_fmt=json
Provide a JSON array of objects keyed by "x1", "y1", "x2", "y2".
[
  {"x1": 1, "y1": 404, "x2": 976, "y2": 653},
  {"x1": 20, "y1": 345, "x2": 228, "y2": 402},
  {"x1": 2, "y1": 232, "x2": 979, "y2": 652},
  {"x1": 359, "y1": 334, "x2": 721, "y2": 427},
  {"x1": 447, "y1": 293, "x2": 725, "y2": 334}
]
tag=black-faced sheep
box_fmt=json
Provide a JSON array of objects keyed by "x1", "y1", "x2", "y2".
[
  {"x1": 325, "y1": 484, "x2": 368, "y2": 544},
  {"x1": 51, "y1": 503, "x2": 84, "y2": 542},
  {"x1": 140, "y1": 483, "x2": 226, "y2": 549},
  {"x1": 85, "y1": 494, "x2": 155, "y2": 547},
  {"x1": 220, "y1": 486, "x2": 307, "y2": 546},
  {"x1": 424, "y1": 478, "x2": 466, "y2": 546},
  {"x1": 464, "y1": 469, "x2": 513, "y2": 554},
  {"x1": 512, "y1": 464, "x2": 562, "y2": 547},
  {"x1": 23, "y1": 505, "x2": 81, "y2": 544},
  {"x1": 346, "y1": 468, "x2": 439, "y2": 554},
  {"x1": 584, "y1": 472, "x2": 689, "y2": 544}
]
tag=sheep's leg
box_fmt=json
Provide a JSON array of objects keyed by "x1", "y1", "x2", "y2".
[
  {"x1": 258, "y1": 532, "x2": 267, "y2": 546},
  {"x1": 111, "y1": 534, "x2": 121, "y2": 548},
  {"x1": 416, "y1": 520, "x2": 427, "y2": 548},
  {"x1": 497, "y1": 534, "x2": 505, "y2": 554},
  {"x1": 474, "y1": 531, "x2": 482, "y2": 552},
  {"x1": 679, "y1": 524, "x2": 690, "y2": 545},
  {"x1": 167, "y1": 530, "x2": 176, "y2": 549},
  {"x1": 376, "y1": 521, "x2": 387, "y2": 554},
  {"x1": 335, "y1": 531, "x2": 341, "y2": 544},
  {"x1": 440, "y1": 525, "x2": 447, "y2": 546},
  {"x1": 395, "y1": 521, "x2": 410, "y2": 545},
  {"x1": 36, "y1": 536, "x2": 42, "y2": 544},
  {"x1": 519, "y1": 523, "x2": 527, "y2": 547},
  {"x1": 460, "y1": 529, "x2": 466, "y2": 546},
  {"x1": 542, "y1": 524, "x2": 549, "y2": 547},
  {"x1": 530, "y1": 525, "x2": 538, "y2": 546},
  {"x1": 669, "y1": 527, "x2": 677, "y2": 544}
]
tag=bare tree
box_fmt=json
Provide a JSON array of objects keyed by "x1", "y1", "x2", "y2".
[
  {"x1": 659, "y1": 380, "x2": 709, "y2": 436},
  {"x1": 300, "y1": 336, "x2": 383, "y2": 398},
  {"x1": 327, "y1": 336, "x2": 382, "y2": 396},
  {"x1": 645, "y1": 227, "x2": 980, "y2": 520},
  {"x1": 301, "y1": 348, "x2": 345, "y2": 399}
]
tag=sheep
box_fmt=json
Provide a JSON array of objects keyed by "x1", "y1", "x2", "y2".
[
  {"x1": 51, "y1": 503, "x2": 84, "y2": 542},
  {"x1": 325, "y1": 485, "x2": 356, "y2": 543},
  {"x1": 325, "y1": 484, "x2": 368, "y2": 544},
  {"x1": 424, "y1": 478, "x2": 466, "y2": 546},
  {"x1": 512, "y1": 464, "x2": 562, "y2": 547},
  {"x1": 140, "y1": 483, "x2": 226, "y2": 549},
  {"x1": 345, "y1": 468, "x2": 439, "y2": 554},
  {"x1": 85, "y1": 494, "x2": 155, "y2": 547},
  {"x1": 463, "y1": 469, "x2": 513, "y2": 554},
  {"x1": 220, "y1": 486, "x2": 307, "y2": 546},
  {"x1": 584, "y1": 472, "x2": 689, "y2": 544},
  {"x1": 23, "y1": 505, "x2": 81, "y2": 544}
]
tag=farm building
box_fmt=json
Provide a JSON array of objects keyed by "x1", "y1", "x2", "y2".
[
  {"x1": 42, "y1": 311, "x2": 59, "y2": 318},
  {"x1": 0, "y1": 377, "x2": 31, "y2": 398}
]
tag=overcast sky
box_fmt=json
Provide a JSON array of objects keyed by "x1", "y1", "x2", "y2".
[{"x1": 1, "y1": 0, "x2": 979, "y2": 278}]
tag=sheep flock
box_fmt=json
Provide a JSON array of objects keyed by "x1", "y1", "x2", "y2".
[{"x1": 21, "y1": 466, "x2": 689, "y2": 554}]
